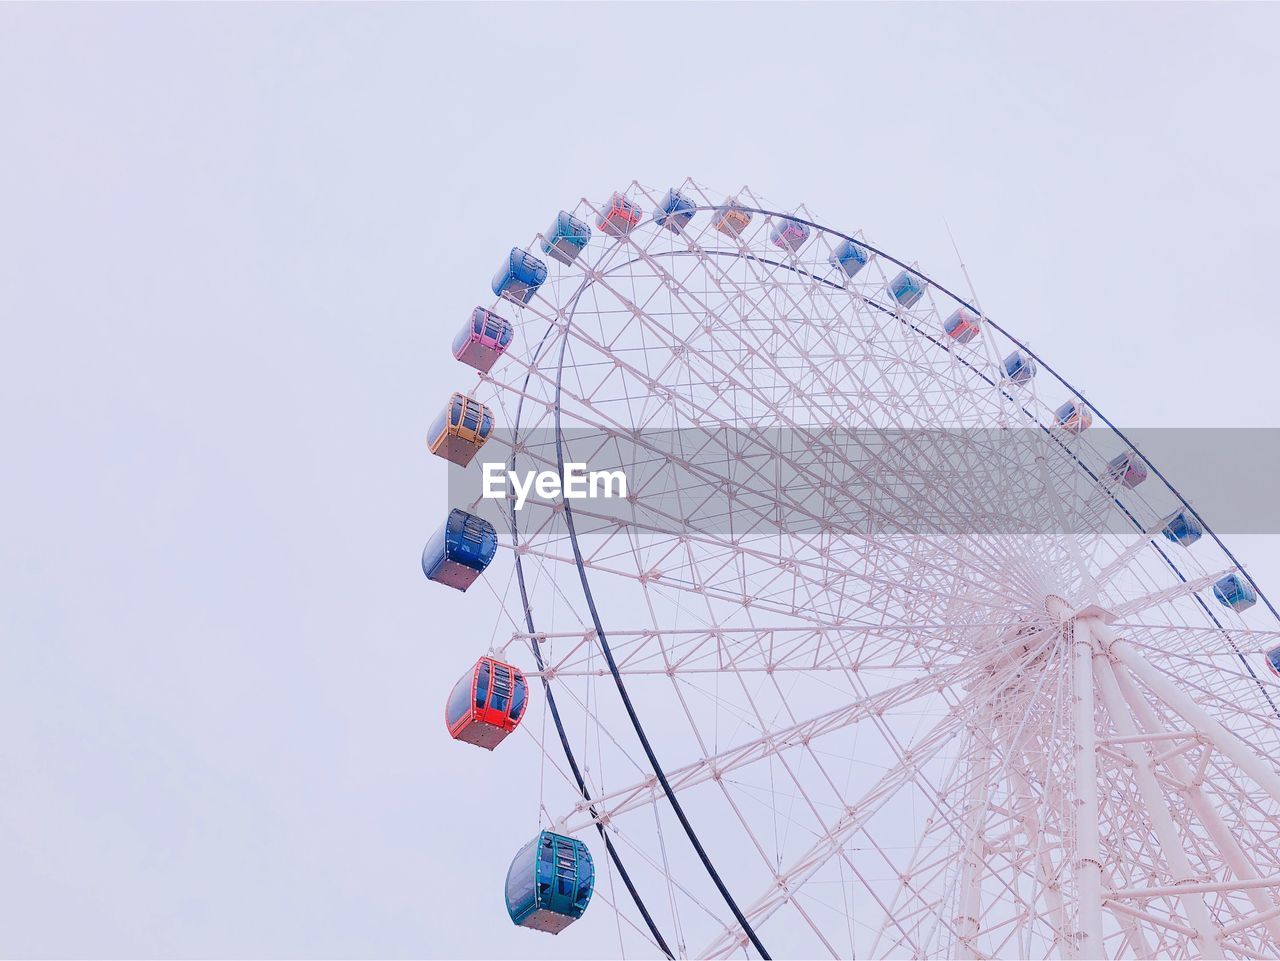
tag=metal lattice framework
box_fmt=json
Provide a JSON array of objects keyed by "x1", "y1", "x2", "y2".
[{"x1": 448, "y1": 178, "x2": 1280, "y2": 960}]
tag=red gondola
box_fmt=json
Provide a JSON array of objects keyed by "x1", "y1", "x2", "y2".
[{"x1": 445, "y1": 656, "x2": 528, "y2": 750}]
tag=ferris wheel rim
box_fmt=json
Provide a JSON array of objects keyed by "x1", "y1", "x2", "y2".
[
  {"x1": 497, "y1": 189, "x2": 1280, "y2": 957},
  {"x1": 532, "y1": 201, "x2": 1280, "y2": 703}
]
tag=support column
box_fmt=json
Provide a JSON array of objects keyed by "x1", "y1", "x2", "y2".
[
  {"x1": 1110, "y1": 639, "x2": 1280, "y2": 805},
  {"x1": 1110, "y1": 647, "x2": 1280, "y2": 945},
  {"x1": 1007, "y1": 759, "x2": 1077, "y2": 959},
  {"x1": 953, "y1": 729, "x2": 994, "y2": 958},
  {"x1": 1092, "y1": 645, "x2": 1219, "y2": 956},
  {"x1": 1066, "y1": 606, "x2": 1105, "y2": 959}
]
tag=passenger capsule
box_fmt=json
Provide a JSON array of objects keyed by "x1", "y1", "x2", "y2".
[
  {"x1": 492, "y1": 248, "x2": 548, "y2": 306},
  {"x1": 427, "y1": 392, "x2": 494, "y2": 467},
  {"x1": 1266, "y1": 646, "x2": 1280, "y2": 679},
  {"x1": 505, "y1": 831, "x2": 594, "y2": 934},
  {"x1": 422, "y1": 508, "x2": 498, "y2": 591},
  {"x1": 943, "y1": 308, "x2": 982, "y2": 344},
  {"x1": 711, "y1": 197, "x2": 752, "y2": 238},
  {"x1": 829, "y1": 238, "x2": 871, "y2": 278},
  {"x1": 1003, "y1": 350, "x2": 1037, "y2": 385},
  {"x1": 446, "y1": 656, "x2": 528, "y2": 749},
  {"x1": 1106, "y1": 451, "x2": 1148, "y2": 489},
  {"x1": 542, "y1": 211, "x2": 592, "y2": 266},
  {"x1": 770, "y1": 217, "x2": 811, "y2": 253},
  {"x1": 1161, "y1": 509, "x2": 1203, "y2": 547},
  {"x1": 888, "y1": 269, "x2": 925, "y2": 308},
  {"x1": 654, "y1": 187, "x2": 696, "y2": 234},
  {"x1": 453, "y1": 307, "x2": 514, "y2": 373},
  {"x1": 1213, "y1": 573, "x2": 1257, "y2": 613},
  {"x1": 596, "y1": 192, "x2": 642, "y2": 238},
  {"x1": 1054, "y1": 399, "x2": 1093, "y2": 434}
]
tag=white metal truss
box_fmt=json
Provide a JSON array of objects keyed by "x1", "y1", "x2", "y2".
[{"x1": 445, "y1": 179, "x2": 1280, "y2": 959}]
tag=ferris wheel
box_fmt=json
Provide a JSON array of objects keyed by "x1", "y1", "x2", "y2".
[{"x1": 422, "y1": 178, "x2": 1280, "y2": 960}]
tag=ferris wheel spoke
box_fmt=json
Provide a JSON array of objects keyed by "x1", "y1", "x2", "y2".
[
  {"x1": 696, "y1": 634, "x2": 1064, "y2": 957},
  {"x1": 697, "y1": 707, "x2": 974, "y2": 959},
  {"x1": 493, "y1": 340, "x2": 1029, "y2": 621},
  {"x1": 514, "y1": 622, "x2": 1011, "y2": 680},
  {"x1": 544, "y1": 242, "x2": 1056, "y2": 588},
  {"x1": 1106, "y1": 570, "x2": 1234, "y2": 621},
  {"x1": 552, "y1": 656, "x2": 978, "y2": 838}
]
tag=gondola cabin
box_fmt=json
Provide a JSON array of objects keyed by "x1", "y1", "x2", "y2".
[
  {"x1": 422, "y1": 509, "x2": 498, "y2": 591},
  {"x1": 543, "y1": 211, "x2": 592, "y2": 266},
  {"x1": 1213, "y1": 573, "x2": 1257, "y2": 613},
  {"x1": 654, "y1": 187, "x2": 695, "y2": 233},
  {"x1": 1266, "y1": 646, "x2": 1280, "y2": 679},
  {"x1": 427, "y1": 392, "x2": 494, "y2": 467},
  {"x1": 597, "y1": 192, "x2": 642, "y2": 238},
  {"x1": 1003, "y1": 350, "x2": 1037, "y2": 385},
  {"x1": 888, "y1": 270, "x2": 925, "y2": 308},
  {"x1": 1054, "y1": 399, "x2": 1093, "y2": 434},
  {"x1": 446, "y1": 656, "x2": 528, "y2": 749},
  {"x1": 492, "y1": 248, "x2": 548, "y2": 306},
  {"x1": 944, "y1": 308, "x2": 981, "y2": 344},
  {"x1": 453, "y1": 307, "x2": 514, "y2": 373},
  {"x1": 829, "y1": 238, "x2": 871, "y2": 278},
  {"x1": 712, "y1": 198, "x2": 752, "y2": 238},
  {"x1": 1107, "y1": 452, "x2": 1148, "y2": 489},
  {"x1": 505, "y1": 831, "x2": 594, "y2": 934},
  {"x1": 1162, "y1": 509, "x2": 1203, "y2": 547},
  {"x1": 770, "y1": 217, "x2": 811, "y2": 253}
]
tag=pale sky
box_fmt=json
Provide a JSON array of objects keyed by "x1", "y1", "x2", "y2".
[{"x1": 2, "y1": 3, "x2": 1279, "y2": 958}]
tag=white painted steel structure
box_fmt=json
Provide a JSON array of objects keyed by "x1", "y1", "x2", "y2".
[{"x1": 450, "y1": 179, "x2": 1280, "y2": 959}]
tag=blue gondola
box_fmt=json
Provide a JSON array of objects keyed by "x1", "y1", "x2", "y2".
[
  {"x1": 770, "y1": 217, "x2": 811, "y2": 253},
  {"x1": 654, "y1": 187, "x2": 696, "y2": 234},
  {"x1": 505, "y1": 831, "x2": 594, "y2": 934},
  {"x1": 1107, "y1": 452, "x2": 1148, "y2": 489},
  {"x1": 829, "y1": 239, "x2": 871, "y2": 278},
  {"x1": 1213, "y1": 573, "x2": 1257, "y2": 612},
  {"x1": 542, "y1": 211, "x2": 591, "y2": 266},
  {"x1": 422, "y1": 509, "x2": 498, "y2": 591},
  {"x1": 944, "y1": 308, "x2": 981, "y2": 344},
  {"x1": 888, "y1": 269, "x2": 925, "y2": 308},
  {"x1": 1054, "y1": 399, "x2": 1094, "y2": 434},
  {"x1": 1161, "y1": 509, "x2": 1203, "y2": 547},
  {"x1": 1003, "y1": 350, "x2": 1037, "y2": 385},
  {"x1": 492, "y1": 248, "x2": 548, "y2": 306},
  {"x1": 1266, "y1": 647, "x2": 1280, "y2": 679}
]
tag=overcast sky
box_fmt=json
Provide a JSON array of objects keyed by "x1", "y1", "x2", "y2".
[{"x1": 2, "y1": 3, "x2": 1279, "y2": 958}]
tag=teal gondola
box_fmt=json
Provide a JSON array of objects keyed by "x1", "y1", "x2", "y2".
[
  {"x1": 888, "y1": 269, "x2": 925, "y2": 308},
  {"x1": 505, "y1": 831, "x2": 594, "y2": 934},
  {"x1": 542, "y1": 211, "x2": 591, "y2": 266}
]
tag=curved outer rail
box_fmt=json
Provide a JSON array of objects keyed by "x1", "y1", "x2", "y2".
[{"x1": 507, "y1": 198, "x2": 1280, "y2": 959}]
